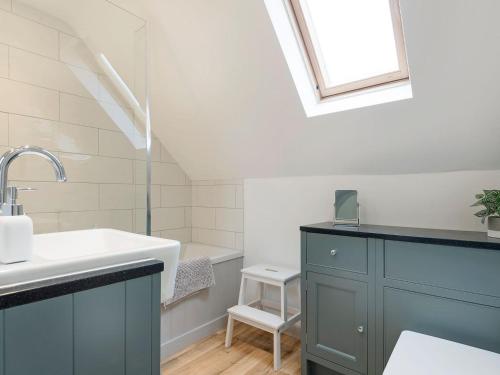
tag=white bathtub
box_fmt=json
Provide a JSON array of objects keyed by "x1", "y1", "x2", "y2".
[
  {"x1": 180, "y1": 243, "x2": 243, "y2": 264},
  {"x1": 161, "y1": 242, "x2": 244, "y2": 360}
]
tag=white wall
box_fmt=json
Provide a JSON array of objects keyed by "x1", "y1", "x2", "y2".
[{"x1": 244, "y1": 171, "x2": 500, "y2": 269}]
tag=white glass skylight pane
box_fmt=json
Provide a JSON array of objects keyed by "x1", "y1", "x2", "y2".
[{"x1": 300, "y1": 0, "x2": 400, "y2": 88}]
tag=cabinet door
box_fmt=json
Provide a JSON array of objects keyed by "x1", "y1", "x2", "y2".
[
  {"x1": 74, "y1": 282, "x2": 126, "y2": 375},
  {"x1": 126, "y1": 276, "x2": 152, "y2": 375},
  {"x1": 383, "y1": 287, "x2": 500, "y2": 366},
  {"x1": 4, "y1": 295, "x2": 73, "y2": 375},
  {"x1": 307, "y1": 272, "x2": 368, "y2": 374}
]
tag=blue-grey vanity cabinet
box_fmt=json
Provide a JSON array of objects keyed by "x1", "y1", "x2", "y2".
[
  {"x1": 306, "y1": 272, "x2": 368, "y2": 374},
  {"x1": 301, "y1": 222, "x2": 500, "y2": 375},
  {"x1": 0, "y1": 260, "x2": 162, "y2": 375}
]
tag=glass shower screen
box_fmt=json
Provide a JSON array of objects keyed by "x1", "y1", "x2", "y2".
[{"x1": 3, "y1": 0, "x2": 151, "y2": 234}]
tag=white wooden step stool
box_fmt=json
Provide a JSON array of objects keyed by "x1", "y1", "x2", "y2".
[
  {"x1": 384, "y1": 331, "x2": 500, "y2": 375},
  {"x1": 225, "y1": 264, "x2": 301, "y2": 371}
]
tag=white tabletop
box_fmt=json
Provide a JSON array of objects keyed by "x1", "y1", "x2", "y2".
[{"x1": 384, "y1": 331, "x2": 500, "y2": 375}]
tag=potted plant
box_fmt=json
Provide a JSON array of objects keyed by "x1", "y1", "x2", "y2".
[{"x1": 472, "y1": 190, "x2": 500, "y2": 238}]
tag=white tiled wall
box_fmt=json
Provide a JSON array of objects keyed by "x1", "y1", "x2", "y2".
[
  {"x1": 0, "y1": 4, "x2": 247, "y2": 248},
  {"x1": 191, "y1": 180, "x2": 244, "y2": 250},
  {"x1": 0, "y1": 5, "x2": 191, "y2": 241}
]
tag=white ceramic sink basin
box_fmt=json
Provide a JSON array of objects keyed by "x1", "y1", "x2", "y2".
[{"x1": 0, "y1": 229, "x2": 180, "y2": 300}]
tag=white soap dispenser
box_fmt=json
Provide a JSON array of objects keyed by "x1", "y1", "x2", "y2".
[{"x1": 0, "y1": 186, "x2": 34, "y2": 264}]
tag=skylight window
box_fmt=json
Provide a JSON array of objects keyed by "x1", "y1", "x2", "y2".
[{"x1": 290, "y1": 0, "x2": 409, "y2": 98}]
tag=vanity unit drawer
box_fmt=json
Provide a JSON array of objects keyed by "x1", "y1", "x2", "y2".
[
  {"x1": 385, "y1": 240, "x2": 500, "y2": 297},
  {"x1": 307, "y1": 233, "x2": 368, "y2": 274}
]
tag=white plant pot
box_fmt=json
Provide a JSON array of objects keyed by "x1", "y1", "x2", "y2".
[{"x1": 487, "y1": 216, "x2": 500, "y2": 238}]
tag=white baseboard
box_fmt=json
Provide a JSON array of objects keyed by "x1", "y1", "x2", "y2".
[{"x1": 161, "y1": 313, "x2": 228, "y2": 361}]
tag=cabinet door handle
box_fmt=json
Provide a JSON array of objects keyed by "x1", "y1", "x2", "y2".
[
  {"x1": 330, "y1": 249, "x2": 337, "y2": 256},
  {"x1": 357, "y1": 326, "x2": 364, "y2": 334}
]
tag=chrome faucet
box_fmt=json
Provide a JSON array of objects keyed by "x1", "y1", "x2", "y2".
[{"x1": 0, "y1": 146, "x2": 67, "y2": 216}]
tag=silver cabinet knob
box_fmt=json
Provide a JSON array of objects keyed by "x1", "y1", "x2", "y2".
[
  {"x1": 357, "y1": 326, "x2": 364, "y2": 334},
  {"x1": 330, "y1": 249, "x2": 337, "y2": 256}
]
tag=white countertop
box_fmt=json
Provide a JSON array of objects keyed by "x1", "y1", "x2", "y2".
[{"x1": 384, "y1": 331, "x2": 500, "y2": 375}]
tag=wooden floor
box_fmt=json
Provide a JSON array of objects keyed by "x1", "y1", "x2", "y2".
[{"x1": 161, "y1": 322, "x2": 301, "y2": 375}]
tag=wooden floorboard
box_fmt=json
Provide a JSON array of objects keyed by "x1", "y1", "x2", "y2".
[{"x1": 162, "y1": 322, "x2": 301, "y2": 375}]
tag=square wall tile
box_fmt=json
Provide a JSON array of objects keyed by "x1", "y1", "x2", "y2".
[
  {"x1": 191, "y1": 186, "x2": 211, "y2": 207},
  {"x1": 0, "y1": 44, "x2": 8, "y2": 78},
  {"x1": 0, "y1": 77, "x2": 59, "y2": 120},
  {"x1": 192, "y1": 207, "x2": 216, "y2": 229},
  {"x1": 8, "y1": 153, "x2": 62, "y2": 181},
  {"x1": 15, "y1": 181, "x2": 99, "y2": 213},
  {"x1": 161, "y1": 185, "x2": 191, "y2": 207},
  {"x1": 151, "y1": 207, "x2": 185, "y2": 232},
  {"x1": 214, "y1": 185, "x2": 237, "y2": 208},
  {"x1": 134, "y1": 160, "x2": 146, "y2": 185},
  {"x1": 60, "y1": 153, "x2": 134, "y2": 184},
  {"x1": 192, "y1": 185, "x2": 236, "y2": 208},
  {"x1": 0, "y1": 10, "x2": 58, "y2": 58},
  {"x1": 60, "y1": 93, "x2": 134, "y2": 131},
  {"x1": 216, "y1": 208, "x2": 243, "y2": 232},
  {"x1": 184, "y1": 207, "x2": 192, "y2": 227},
  {"x1": 9, "y1": 47, "x2": 99, "y2": 98},
  {"x1": 0, "y1": 112, "x2": 7, "y2": 146},
  {"x1": 152, "y1": 162, "x2": 186, "y2": 185},
  {"x1": 98, "y1": 210, "x2": 133, "y2": 231},
  {"x1": 134, "y1": 209, "x2": 146, "y2": 233},
  {"x1": 99, "y1": 129, "x2": 135, "y2": 158},
  {"x1": 0, "y1": 1, "x2": 11, "y2": 11},
  {"x1": 9, "y1": 114, "x2": 98, "y2": 154},
  {"x1": 161, "y1": 228, "x2": 191, "y2": 243},
  {"x1": 192, "y1": 228, "x2": 235, "y2": 249},
  {"x1": 12, "y1": 1, "x2": 74, "y2": 35},
  {"x1": 99, "y1": 184, "x2": 135, "y2": 210},
  {"x1": 192, "y1": 180, "x2": 215, "y2": 186},
  {"x1": 59, "y1": 210, "x2": 133, "y2": 232},
  {"x1": 58, "y1": 211, "x2": 98, "y2": 232}
]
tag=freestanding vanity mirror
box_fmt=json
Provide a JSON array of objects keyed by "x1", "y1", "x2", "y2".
[{"x1": 334, "y1": 190, "x2": 360, "y2": 226}]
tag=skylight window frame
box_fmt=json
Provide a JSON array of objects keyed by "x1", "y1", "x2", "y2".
[{"x1": 289, "y1": 0, "x2": 410, "y2": 99}]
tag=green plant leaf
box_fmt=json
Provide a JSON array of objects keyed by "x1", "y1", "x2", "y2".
[{"x1": 474, "y1": 209, "x2": 488, "y2": 217}]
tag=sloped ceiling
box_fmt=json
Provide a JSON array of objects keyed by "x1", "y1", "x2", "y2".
[{"x1": 125, "y1": 0, "x2": 500, "y2": 179}]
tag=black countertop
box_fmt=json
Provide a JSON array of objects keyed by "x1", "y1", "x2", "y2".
[
  {"x1": 300, "y1": 222, "x2": 500, "y2": 251},
  {"x1": 0, "y1": 259, "x2": 164, "y2": 309}
]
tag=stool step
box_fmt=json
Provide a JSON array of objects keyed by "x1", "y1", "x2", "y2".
[
  {"x1": 228, "y1": 305, "x2": 285, "y2": 330},
  {"x1": 241, "y1": 264, "x2": 300, "y2": 283}
]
